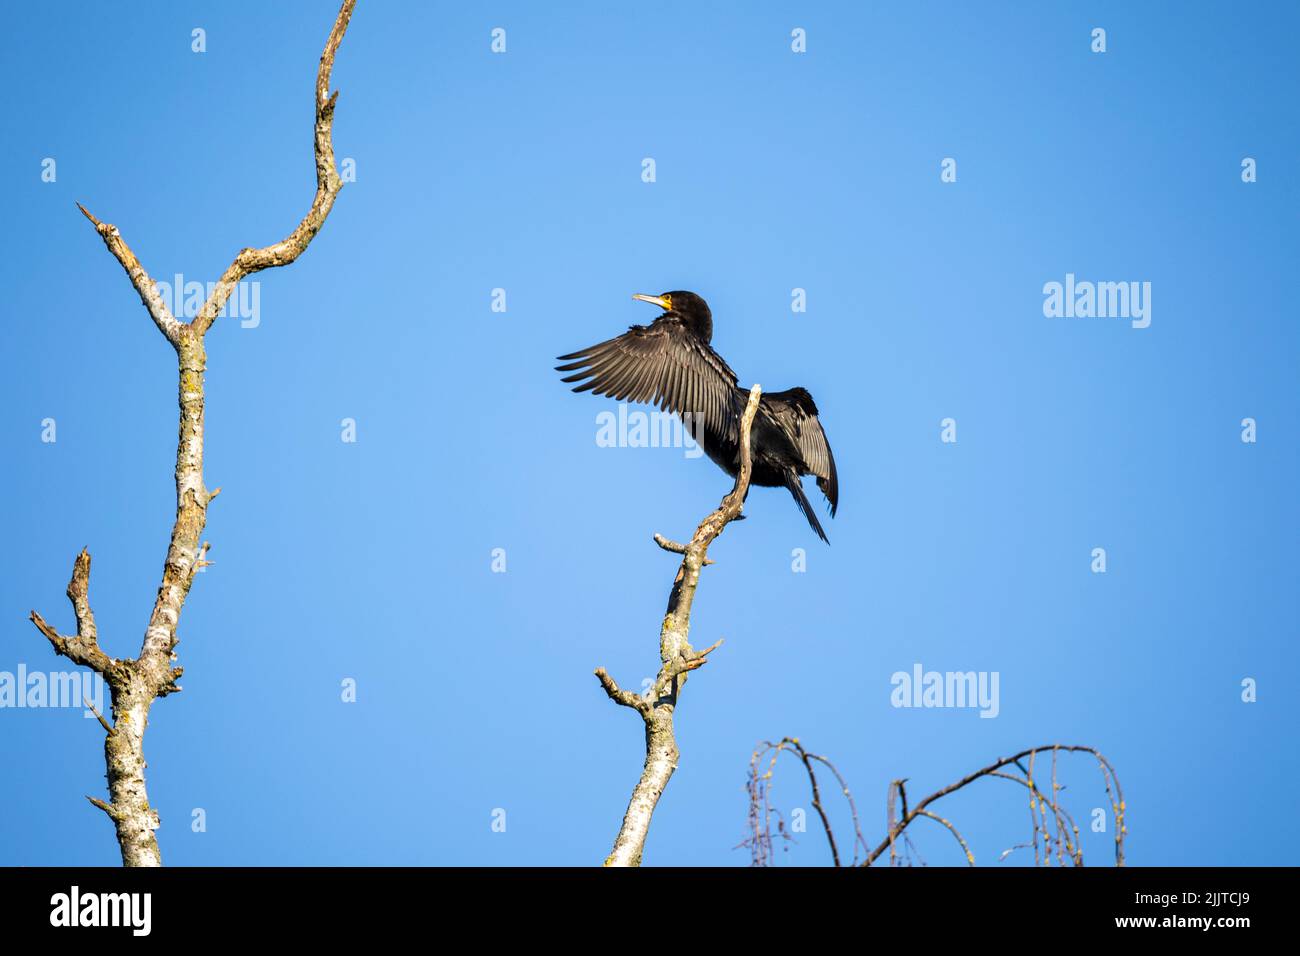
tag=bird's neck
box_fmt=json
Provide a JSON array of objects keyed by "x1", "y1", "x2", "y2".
[{"x1": 686, "y1": 312, "x2": 713, "y2": 343}]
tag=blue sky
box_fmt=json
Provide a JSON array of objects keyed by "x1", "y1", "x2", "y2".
[{"x1": 1, "y1": 1, "x2": 1296, "y2": 866}]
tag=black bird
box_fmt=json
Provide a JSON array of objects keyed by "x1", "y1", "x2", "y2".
[{"x1": 556, "y1": 291, "x2": 838, "y2": 542}]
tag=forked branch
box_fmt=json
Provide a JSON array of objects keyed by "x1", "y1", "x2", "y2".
[{"x1": 28, "y1": 0, "x2": 357, "y2": 867}]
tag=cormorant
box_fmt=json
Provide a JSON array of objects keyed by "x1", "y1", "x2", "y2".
[{"x1": 556, "y1": 291, "x2": 839, "y2": 542}]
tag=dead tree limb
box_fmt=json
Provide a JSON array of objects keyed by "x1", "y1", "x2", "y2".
[
  {"x1": 596, "y1": 384, "x2": 763, "y2": 867},
  {"x1": 28, "y1": 0, "x2": 356, "y2": 867}
]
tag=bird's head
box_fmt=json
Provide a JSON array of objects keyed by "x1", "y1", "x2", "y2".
[{"x1": 632, "y1": 290, "x2": 713, "y2": 340}]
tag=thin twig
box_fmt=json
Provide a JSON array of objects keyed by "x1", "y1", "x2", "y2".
[
  {"x1": 83, "y1": 695, "x2": 113, "y2": 734},
  {"x1": 915, "y1": 809, "x2": 975, "y2": 865}
]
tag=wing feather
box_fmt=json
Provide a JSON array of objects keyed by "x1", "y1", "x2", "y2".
[
  {"x1": 556, "y1": 316, "x2": 739, "y2": 438},
  {"x1": 765, "y1": 387, "x2": 838, "y2": 515}
]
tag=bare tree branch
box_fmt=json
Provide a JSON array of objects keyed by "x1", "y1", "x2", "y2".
[
  {"x1": 597, "y1": 384, "x2": 763, "y2": 867},
  {"x1": 191, "y1": 0, "x2": 354, "y2": 337},
  {"x1": 864, "y1": 743, "x2": 1125, "y2": 867},
  {"x1": 594, "y1": 668, "x2": 650, "y2": 716},
  {"x1": 915, "y1": 809, "x2": 974, "y2": 865},
  {"x1": 987, "y1": 769, "x2": 1083, "y2": 865},
  {"x1": 28, "y1": 0, "x2": 357, "y2": 867},
  {"x1": 29, "y1": 548, "x2": 114, "y2": 675},
  {"x1": 73, "y1": 204, "x2": 185, "y2": 345},
  {"x1": 742, "y1": 737, "x2": 868, "y2": 866},
  {"x1": 743, "y1": 739, "x2": 1124, "y2": 868},
  {"x1": 653, "y1": 533, "x2": 713, "y2": 565}
]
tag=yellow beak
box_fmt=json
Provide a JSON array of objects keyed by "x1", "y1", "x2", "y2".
[{"x1": 632, "y1": 293, "x2": 672, "y2": 311}]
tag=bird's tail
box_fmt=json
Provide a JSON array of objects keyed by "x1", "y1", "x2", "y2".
[{"x1": 784, "y1": 472, "x2": 829, "y2": 544}]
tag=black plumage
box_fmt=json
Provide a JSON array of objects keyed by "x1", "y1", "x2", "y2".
[{"x1": 556, "y1": 291, "x2": 839, "y2": 542}]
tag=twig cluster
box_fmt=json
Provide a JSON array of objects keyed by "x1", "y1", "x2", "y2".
[
  {"x1": 743, "y1": 737, "x2": 869, "y2": 866},
  {"x1": 742, "y1": 740, "x2": 1125, "y2": 867}
]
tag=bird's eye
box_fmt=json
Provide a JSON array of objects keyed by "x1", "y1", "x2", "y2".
[{"x1": 663, "y1": 294, "x2": 673, "y2": 310}]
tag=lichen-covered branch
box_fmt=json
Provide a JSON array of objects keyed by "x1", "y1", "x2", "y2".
[
  {"x1": 28, "y1": 0, "x2": 356, "y2": 867},
  {"x1": 190, "y1": 0, "x2": 353, "y2": 337},
  {"x1": 73, "y1": 205, "x2": 184, "y2": 345},
  {"x1": 596, "y1": 384, "x2": 763, "y2": 867},
  {"x1": 29, "y1": 550, "x2": 113, "y2": 676}
]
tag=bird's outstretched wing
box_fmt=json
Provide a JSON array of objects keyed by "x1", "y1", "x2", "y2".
[
  {"x1": 556, "y1": 316, "x2": 741, "y2": 440},
  {"x1": 765, "y1": 387, "x2": 838, "y2": 516}
]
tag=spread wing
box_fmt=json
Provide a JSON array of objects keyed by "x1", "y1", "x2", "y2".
[
  {"x1": 556, "y1": 316, "x2": 741, "y2": 440},
  {"x1": 765, "y1": 387, "x2": 838, "y2": 515}
]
